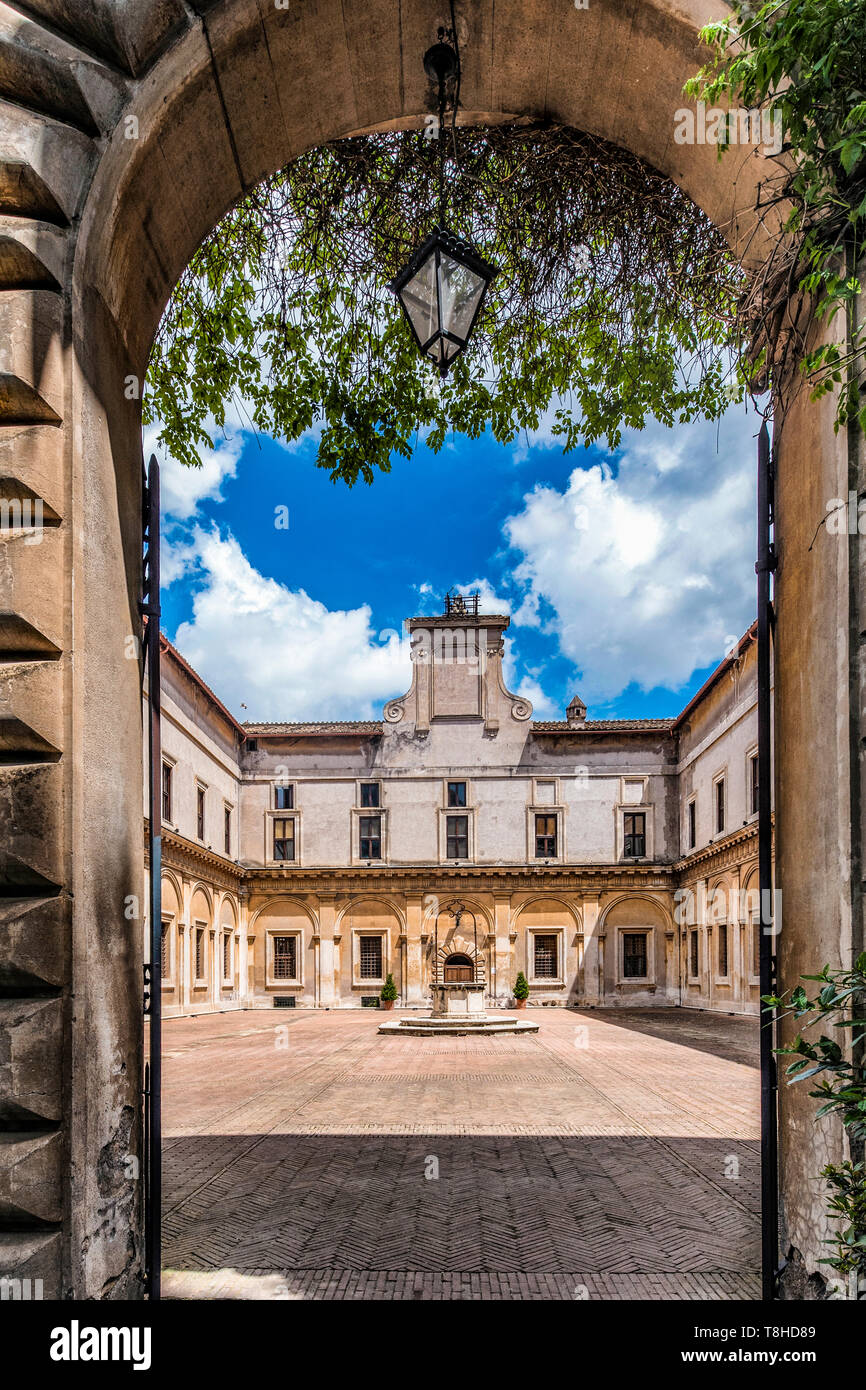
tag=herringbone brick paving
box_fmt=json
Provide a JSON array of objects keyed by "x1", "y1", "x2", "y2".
[{"x1": 162, "y1": 1006, "x2": 761, "y2": 1300}]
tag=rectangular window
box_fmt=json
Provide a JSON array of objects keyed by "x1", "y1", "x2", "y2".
[
  {"x1": 160, "y1": 922, "x2": 169, "y2": 981},
  {"x1": 196, "y1": 785, "x2": 206, "y2": 840},
  {"x1": 718, "y1": 922, "x2": 729, "y2": 977},
  {"x1": 534, "y1": 813, "x2": 557, "y2": 858},
  {"x1": 273, "y1": 817, "x2": 295, "y2": 861},
  {"x1": 623, "y1": 932, "x2": 648, "y2": 979},
  {"x1": 359, "y1": 814, "x2": 382, "y2": 859},
  {"x1": 162, "y1": 762, "x2": 172, "y2": 823},
  {"x1": 715, "y1": 778, "x2": 726, "y2": 833},
  {"x1": 623, "y1": 812, "x2": 646, "y2": 858},
  {"x1": 273, "y1": 935, "x2": 297, "y2": 981},
  {"x1": 275, "y1": 784, "x2": 294, "y2": 810},
  {"x1": 359, "y1": 935, "x2": 383, "y2": 979},
  {"x1": 447, "y1": 781, "x2": 466, "y2": 807},
  {"x1": 753, "y1": 920, "x2": 761, "y2": 976},
  {"x1": 688, "y1": 799, "x2": 696, "y2": 850},
  {"x1": 689, "y1": 928, "x2": 699, "y2": 980},
  {"x1": 360, "y1": 782, "x2": 380, "y2": 808},
  {"x1": 533, "y1": 933, "x2": 558, "y2": 979},
  {"x1": 194, "y1": 927, "x2": 205, "y2": 982},
  {"x1": 750, "y1": 755, "x2": 759, "y2": 816},
  {"x1": 222, "y1": 932, "x2": 231, "y2": 981},
  {"x1": 224, "y1": 806, "x2": 232, "y2": 856},
  {"x1": 446, "y1": 814, "x2": 468, "y2": 859}
]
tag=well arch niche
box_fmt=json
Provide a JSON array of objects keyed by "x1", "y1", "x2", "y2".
[{"x1": 2, "y1": 0, "x2": 852, "y2": 1299}]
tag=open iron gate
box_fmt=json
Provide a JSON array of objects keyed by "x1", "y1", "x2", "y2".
[{"x1": 141, "y1": 453, "x2": 162, "y2": 1300}]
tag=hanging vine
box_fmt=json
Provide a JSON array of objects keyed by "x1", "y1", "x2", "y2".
[
  {"x1": 686, "y1": 0, "x2": 866, "y2": 433},
  {"x1": 144, "y1": 122, "x2": 743, "y2": 484}
]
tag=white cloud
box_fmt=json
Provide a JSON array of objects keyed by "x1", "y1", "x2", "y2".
[
  {"x1": 504, "y1": 407, "x2": 760, "y2": 704},
  {"x1": 171, "y1": 527, "x2": 411, "y2": 721},
  {"x1": 144, "y1": 424, "x2": 244, "y2": 522}
]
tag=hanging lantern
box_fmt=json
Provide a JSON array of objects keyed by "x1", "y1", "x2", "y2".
[
  {"x1": 388, "y1": 35, "x2": 498, "y2": 377},
  {"x1": 389, "y1": 227, "x2": 498, "y2": 378}
]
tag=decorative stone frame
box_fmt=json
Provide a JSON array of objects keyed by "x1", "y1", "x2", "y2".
[
  {"x1": 272, "y1": 780, "x2": 296, "y2": 810},
  {"x1": 438, "y1": 805, "x2": 475, "y2": 865},
  {"x1": 532, "y1": 777, "x2": 558, "y2": 806},
  {"x1": 615, "y1": 792, "x2": 653, "y2": 862},
  {"x1": 220, "y1": 927, "x2": 234, "y2": 986},
  {"x1": 192, "y1": 919, "x2": 208, "y2": 987},
  {"x1": 687, "y1": 926, "x2": 701, "y2": 985},
  {"x1": 356, "y1": 778, "x2": 383, "y2": 810},
  {"x1": 526, "y1": 925, "x2": 566, "y2": 987},
  {"x1": 222, "y1": 799, "x2": 234, "y2": 857},
  {"x1": 351, "y1": 928, "x2": 390, "y2": 989},
  {"x1": 714, "y1": 918, "x2": 732, "y2": 984},
  {"x1": 195, "y1": 778, "x2": 208, "y2": 843},
  {"x1": 161, "y1": 753, "x2": 177, "y2": 832},
  {"x1": 711, "y1": 768, "x2": 728, "y2": 837},
  {"x1": 745, "y1": 743, "x2": 759, "y2": 823},
  {"x1": 615, "y1": 926, "x2": 655, "y2": 987},
  {"x1": 265, "y1": 809, "x2": 301, "y2": 867},
  {"x1": 266, "y1": 928, "x2": 304, "y2": 988},
  {"x1": 525, "y1": 800, "x2": 566, "y2": 864},
  {"x1": 442, "y1": 776, "x2": 471, "y2": 810},
  {"x1": 160, "y1": 915, "x2": 176, "y2": 989},
  {"x1": 351, "y1": 805, "x2": 390, "y2": 866},
  {"x1": 685, "y1": 793, "x2": 697, "y2": 852}
]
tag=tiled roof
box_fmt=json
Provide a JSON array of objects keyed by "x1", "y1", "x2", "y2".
[
  {"x1": 159, "y1": 633, "x2": 247, "y2": 736},
  {"x1": 242, "y1": 720, "x2": 383, "y2": 736},
  {"x1": 532, "y1": 719, "x2": 675, "y2": 733}
]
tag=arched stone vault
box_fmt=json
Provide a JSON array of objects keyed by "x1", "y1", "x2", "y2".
[{"x1": 0, "y1": 0, "x2": 859, "y2": 1299}]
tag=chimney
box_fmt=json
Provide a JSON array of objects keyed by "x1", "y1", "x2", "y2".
[{"x1": 566, "y1": 694, "x2": 587, "y2": 727}]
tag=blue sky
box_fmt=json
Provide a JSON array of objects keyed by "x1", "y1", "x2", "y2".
[{"x1": 149, "y1": 400, "x2": 761, "y2": 724}]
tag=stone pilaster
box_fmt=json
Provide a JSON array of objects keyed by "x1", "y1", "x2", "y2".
[
  {"x1": 581, "y1": 895, "x2": 601, "y2": 1004},
  {"x1": 405, "y1": 894, "x2": 425, "y2": 1006}
]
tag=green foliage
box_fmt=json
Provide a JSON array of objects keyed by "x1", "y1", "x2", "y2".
[
  {"x1": 686, "y1": 0, "x2": 866, "y2": 434},
  {"x1": 144, "y1": 125, "x2": 741, "y2": 484},
  {"x1": 380, "y1": 973, "x2": 398, "y2": 1002},
  {"x1": 763, "y1": 953, "x2": 866, "y2": 1278},
  {"x1": 513, "y1": 972, "x2": 530, "y2": 1001},
  {"x1": 821, "y1": 1161, "x2": 866, "y2": 1277}
]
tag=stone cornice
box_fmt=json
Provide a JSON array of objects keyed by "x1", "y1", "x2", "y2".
[
  {"x1": 144, "y1": 821, "x2": 244, "y2": 890},
  {"x1": 243, "y1": 863, "x2": 674, "y2": 896},
  {"x1": 674, "y1": 818, "x2": 773, "y2": 878}
]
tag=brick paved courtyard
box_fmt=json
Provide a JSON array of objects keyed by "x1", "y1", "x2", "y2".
[{"x1": 161, "y1": 1006, "x2": 761, "y2": 1300}]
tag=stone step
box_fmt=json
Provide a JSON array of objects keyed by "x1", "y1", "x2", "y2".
[{"x1": 378, "y1": 1016, "x2": 540, "y2": 1037}]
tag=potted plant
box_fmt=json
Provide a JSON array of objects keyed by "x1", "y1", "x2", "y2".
[
  {"x1": 513, "y1": 972, "x2": 529, "y2": 1009},
  {"x1": 380, "y1": 973, "x2": 398, "y2": 1010}
]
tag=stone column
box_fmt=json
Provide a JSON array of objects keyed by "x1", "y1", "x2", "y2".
[{"x1": 581, "y1": 895, "x2": 601, "y2": 1004}]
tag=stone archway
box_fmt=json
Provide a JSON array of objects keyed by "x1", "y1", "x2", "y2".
[{"x1": 0, "y1": 0, "x2": 859, "y2": 1298}]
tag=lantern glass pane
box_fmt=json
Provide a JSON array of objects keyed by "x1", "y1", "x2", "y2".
[
  {"x1": 437, "y1": 253, "x2": 486, "y2": 343},
  {"x1": 399, "y1": 250, "x2": 439, "y2": 348}
]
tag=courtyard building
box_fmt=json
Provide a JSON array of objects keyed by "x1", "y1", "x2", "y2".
[{"x1": 147, "y1": 597, "x2": 772, "y2": 1018}]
